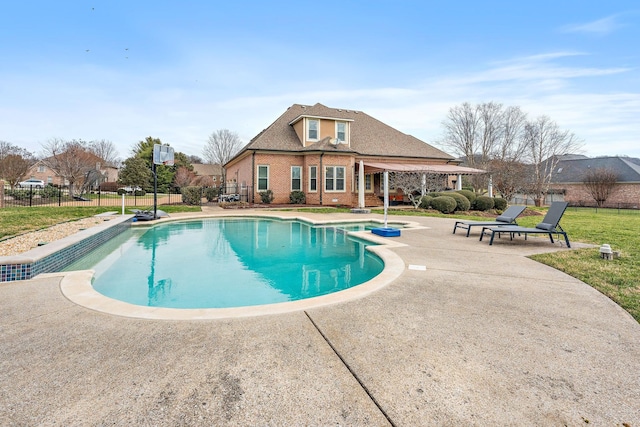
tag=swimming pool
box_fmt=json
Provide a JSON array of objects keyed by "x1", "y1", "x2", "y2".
[{"x1": 64, "y1": 218, "x2": 385, "y2": 309}]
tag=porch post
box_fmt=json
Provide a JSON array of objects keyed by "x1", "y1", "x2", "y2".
[
  {"x1": 358, "y1": 160, "x2": 365, "y2": 208},
  {"x1": 456, "y1": 174, "x2": 462, "y2": 190},
  {"x1": 383, "y1": 170, "x2": 389, "y2": 228},
  {"x1": 488, "y1": 174, "x2": 493, "y2": 198}
]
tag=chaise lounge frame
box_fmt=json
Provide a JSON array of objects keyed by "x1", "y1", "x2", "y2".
[
  {"x1": 453, "y1": 205, "x2": 527, "y2": 237},
  {"x1": 479, "y1": 201, "x2": 571, "y2": 248}
]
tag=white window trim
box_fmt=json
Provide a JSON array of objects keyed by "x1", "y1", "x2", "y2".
[
  {"x1": 307, "y1": 118, "x2": 319, "y2": 141},
  {"x1": 324, "y1": 166, "x2": 346, "y2": 193},
  {"x1": 335, "y1": 121, "x2": 348, "y2": 144},
  {"x1": 257, "y1": 165, "x2": 269, "y2": 191},
  {"x1": 291, "y1": 166, "x2": 302, "y2": 191},
  {"x1": 309, "y1": 165, "x2": 317, "y2": 192}
]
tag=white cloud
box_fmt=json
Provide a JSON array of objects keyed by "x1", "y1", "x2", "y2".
[{"x1": 561, "y1": 15, "x2": 623, "y2": 36}]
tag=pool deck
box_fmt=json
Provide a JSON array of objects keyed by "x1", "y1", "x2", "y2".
[{"x1": 1, "y1": 208, "x2": 639, "y2": 425}]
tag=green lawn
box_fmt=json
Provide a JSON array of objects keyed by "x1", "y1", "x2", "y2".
[{"x1": 2, "y1": 205, "x2": 638, "y2": 323}]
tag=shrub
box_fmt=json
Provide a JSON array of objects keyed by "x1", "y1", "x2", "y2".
[
  {"x1": 116, "y1": 188, "x2": 127, "y2": 195},
  {"x1": 456, "y1": 189, "x2": 476, "y2": 204},
  {"x1": 133, "y1": 189, "x2": 146, "y2": 196},
  {"x1": 493, "y1": 197, "x2": 507, "y2": 211},
  {"x1": 181, "y1": 186, "x2": 202, "y2": 205},
  {"x1": 430, "y1": 196, "x2": 457, "y2": 214},
  {"x1": 42, "y1": 185, "x2": 60, "y2": 198},
  {"x1": 289, "y1": 191, "x2": 306, "y2": 204},
  {"x1": 259, "y1": 190, "x2": 274, "y2": 204},
  {"x1": 204, "y1": 187, "x2": 219, "y2": 202},
  {"x1": 419, "y1": 195, "x2": 433, "y2": 209},
  {"x1": 444, "y1": 192, "x2": 471, "y2": 212},
  {"x1": 427, "y1": 191, "x2": 443, "y2": 198},
  {"x1": 473, "y1": 195, "x2": 495, "y2": 211}
]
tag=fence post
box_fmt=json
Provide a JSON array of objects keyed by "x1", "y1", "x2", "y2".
[{"x1": 0, "y1": 180, "x2": 4, "y2": 208}]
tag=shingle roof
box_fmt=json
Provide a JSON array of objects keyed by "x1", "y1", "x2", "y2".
[
  {"x1": 551, "y1": 156, "x2": 640, "y2": 183},
  {"x1": 192, "y1": 163, "x2": 222, "y2": 176},
  {"x1": 229, "y1": 103, "x2": 454, "y2": 162}
]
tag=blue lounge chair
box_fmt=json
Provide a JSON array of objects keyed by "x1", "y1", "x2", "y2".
[
  {"x1": 480, "y1": 201, "x2": 571, "y2": 247},
  {"x1": 453, "y1": 205, "x2": 527, "y2": 237}
]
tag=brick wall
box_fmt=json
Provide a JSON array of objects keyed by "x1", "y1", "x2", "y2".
[{"x1": 549, "y1": 183, "x2": 640, "y2": 208}]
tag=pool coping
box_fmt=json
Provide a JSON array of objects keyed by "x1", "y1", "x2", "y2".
[{"x1": 57, "y1": 213, "x2": 426, "y2": 320}]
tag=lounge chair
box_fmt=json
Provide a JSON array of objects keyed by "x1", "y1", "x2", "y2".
[
  {"x1": 453, "y1": 205, "x2": 527, "y2": 237},
  {"x1": 479, "y1": 201, "x2": 571, "y2": 247}
]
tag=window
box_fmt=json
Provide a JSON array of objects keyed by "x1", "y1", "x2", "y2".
[
  {"x1": 38, "y1": 165, "x2": 45, "y2": 173},
  {"x1": 325, "y1": 166, "x2": 345, "y2": 192},
  {"x1": 309, "y1": 166, "x2": 317, "y2": 192},
  {"x1": 336, "y1": 122, "x2": 346, "y2": 142},
  {"x1": 291, "y1": 166, "x2": 302, "y2": 191},
  {"x1": 356, "y1": 173, "x2": 373, "y2": 192},
  {"x1": 257, "y1": 165, "x2": 269, "y2": 191},
  {"x1": 307, "y1": 119, "x2": 319, "y2": 140}
]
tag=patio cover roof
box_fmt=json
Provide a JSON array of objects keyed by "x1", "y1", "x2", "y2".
[{"x1": 362, "y1": 161, "x2": 486, "y2": 175}]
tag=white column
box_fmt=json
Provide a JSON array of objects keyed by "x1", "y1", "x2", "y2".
[
  {"x1": 383, "y1": 171, "x2": 389, "y2": 228},
  {"x1": 488, "y1": 175, "x2": 493, "y2": 198},
  {"x1": 358, "y1": 160, "x2": 365, "y2": 208},
  {"x1": 456, "y1": 174, "x2": 462, "y2": 190}
]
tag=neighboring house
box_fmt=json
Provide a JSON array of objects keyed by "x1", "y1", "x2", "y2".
[
  {"x1": 224, "y1": 103, "x2": 483, "y2": 206},
  {"x1": 548, "y1": 155, "x2": 640, "y2": 208},
  {"x1": 192, "y1": 163, "x2": 223, "y2": 186},
  {"x1": 27, "y1": 157, "x2": 118, "y2": 188}
]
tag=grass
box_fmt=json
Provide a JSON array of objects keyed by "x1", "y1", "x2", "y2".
[
  {"x1": 2, "y1": 204, "x2": 638, "y2": 323},
  {"x1": 0, "y1": 205, "x2": 201, "y2": 240}
]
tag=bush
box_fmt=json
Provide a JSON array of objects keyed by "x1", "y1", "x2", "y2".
[
  {"x1": 116, "y1": 188, "x2": 127, "y2": 195},
  {"x1": 473, "y1": 195, "x2": 495, "y2": 211},
  {"x1": 181, "y1": 186, "x2": 202, "y2": 205},
  {"x1": 419, "y1": 195, "x2": 433, "y2": 209},
  {"x1": 444, "y1": 192, "x2": 471, "y2": 211},
  {"x1": 493, "y1": 197, "x2": 507, "y2": 211},
  {"x1": 204, "y1": 187, "x2": 219, "y2": 202},
  {"x1": 289, "y1": 191, "x2": 305, "y2": 204},
  {"x1": 133, "y1": 189, "x2": 146, "y2": 196},
  {"x1": 259, "y1": 190, "x2": 274, "y2": 204},
  {"x1": 430, "y1": 196, "x2": 457, "y2": 214},
  {"x1": 42, "y1": 185, "x2": 60, "y2": 198},
  {"x1": 456, "y1": 189, "x2": 476, "y2": 204},
  {"x1": 427, "y1": 191, "x2": 443, "y2": 198}
]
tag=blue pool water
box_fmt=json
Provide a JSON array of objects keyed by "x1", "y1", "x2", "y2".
[{"x1": 64, "y1": 218, "x2": 385, "y2": 309}]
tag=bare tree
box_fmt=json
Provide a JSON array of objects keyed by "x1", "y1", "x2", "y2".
[
  {"x1": 203, "y1": 129, "x2": 243, "y2": 165},
  {"x1": 389, "y1": 172, "x2": 445, "y2": 208},
  {"x1": 583, "y1": 168, "x2": 618, "y2": 207},
  {"x1": 439, "y1": 102, "x2": 480, "y2": 167},
  {"x1": 174, "y1": 166, "x2": 196, "y2": 188},
  {"x1": 495, "y1": 106, "x2": 528, "y2": 162},
  {"x1": 88, "y1": 139, "x2": 120, "y2": 167},
  {"x1": 488, "y1": 159, "x2": 528, "y2": 202},
  {"x1": 0, "y1": 141, "x2": 35, "y2": 188},
  {"x1": 41, "y1": 138, "x2": 100, "y2": 196},
  {"x1": 523, "y1": 116, "x2": 582, "y2": 206}
]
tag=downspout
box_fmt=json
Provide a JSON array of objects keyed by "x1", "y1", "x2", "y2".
[
  {"x1": 319, "y1": 152, "x2": 324, "y2": 205},
  {"x1": 251, "y1": 151, "x2": 256, "y2": 204}
]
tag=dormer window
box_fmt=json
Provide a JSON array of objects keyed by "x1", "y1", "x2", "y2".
[
  {"x1": 307, "y1": 119, "x2": 319, "y2": 140},
  {"x1": 336, "y1": 122, "x2": 346, "y2": 142}
]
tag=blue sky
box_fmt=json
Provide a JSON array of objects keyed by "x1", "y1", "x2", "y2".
[{"x1": 1, "y1": 0, "x2": 638, "y2": 160}]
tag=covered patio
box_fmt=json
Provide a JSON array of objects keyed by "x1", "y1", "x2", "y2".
[{"x1": 354, "y1": 160, "x2": 488, "y2": 208}]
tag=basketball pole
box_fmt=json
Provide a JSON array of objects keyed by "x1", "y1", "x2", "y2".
[{"x1": 153, "y1": 162, "x2": 157, "y2": 220}]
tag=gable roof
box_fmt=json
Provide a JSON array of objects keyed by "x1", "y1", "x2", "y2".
[
  {"x1": 551, "y1": 156, "x2": 640, "y2": 183},
  {"x1": 227, "y1": 103, "x2": 454, "y2": 165}
]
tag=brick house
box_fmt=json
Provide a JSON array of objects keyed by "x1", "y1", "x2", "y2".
[
  {"x1": 191, "y1": 163, "x2": 223, "y2": 186},
  {"x1": 224, "y1": 103, "x2": 483, "y2": 206},
  {"x1": 27, "y1": 156, "x2": 118, "y2": 188},
  {"x1": 548, "y1": 155, "x2": 640, "y2": 208}
]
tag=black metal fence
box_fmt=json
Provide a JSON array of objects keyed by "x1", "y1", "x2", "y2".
[{"x1": 1, "y1": 184, "x2": 254, "y2": 208}]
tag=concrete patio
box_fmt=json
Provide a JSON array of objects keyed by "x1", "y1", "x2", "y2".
[{"x1": 1, "y1": 211, "x2": 638, "y2": 426}]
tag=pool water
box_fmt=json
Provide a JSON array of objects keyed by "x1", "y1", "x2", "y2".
[{"x1": 64, "y1": 218, "x2": 384, "y2": 309}]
